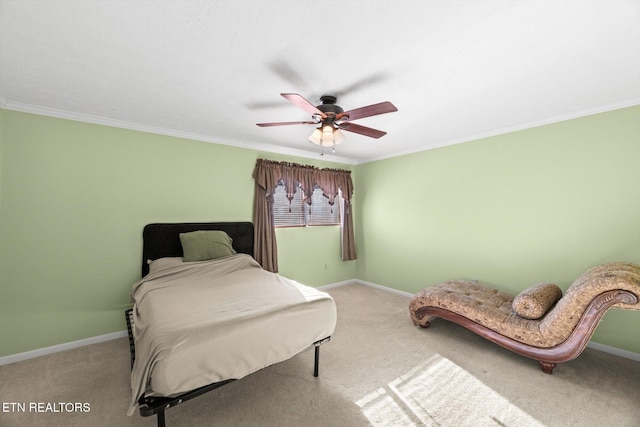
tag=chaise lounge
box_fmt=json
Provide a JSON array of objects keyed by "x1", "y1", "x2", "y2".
[{"x1": 409, "y1": 262, "x2": 640, "y2": 373}]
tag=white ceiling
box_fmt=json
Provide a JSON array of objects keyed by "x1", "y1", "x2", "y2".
[{"x1": 1, "y1": 1, "x2": 639, "y2": 164}]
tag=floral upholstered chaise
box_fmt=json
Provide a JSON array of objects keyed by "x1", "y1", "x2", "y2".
[{"x1": 409, "y1": 263, "x2": 640, "y2": 373}]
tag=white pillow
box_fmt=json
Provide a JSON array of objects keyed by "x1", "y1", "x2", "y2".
[{"x1": 147, "y1": 257, "x2": 185, "y2": 274}]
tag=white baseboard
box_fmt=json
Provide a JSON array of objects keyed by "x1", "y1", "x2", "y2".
[
  {"x1": 2, "y1": 279, "x2": 638, "y2": 366},
  {"x1": 353, "y1": 279, "x2": 415, "y2": 297},
  {"x1": 587, "y1": 341, "x2": 640, "y2": 362},
  {"x1": 317, "y1": 279, "x2": 357, "y2": 291},
  {"x1": 0, "y1": 330, "x2": 128, "y2": 366}
]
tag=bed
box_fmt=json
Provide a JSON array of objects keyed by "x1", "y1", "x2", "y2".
[{"x1": 126, "y1": 222, "x2": 337, "y2": 426}]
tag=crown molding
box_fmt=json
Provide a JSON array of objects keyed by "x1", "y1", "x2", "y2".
[
  {"x1": 0, "y1": 97, "x2": 358, "y2": 165},
  {"x1": 358, "y1": 97, "x2": 640, "y2": 164},
  {"x1": 2, "y1": 95, "x2": 638, "y2": 166}
]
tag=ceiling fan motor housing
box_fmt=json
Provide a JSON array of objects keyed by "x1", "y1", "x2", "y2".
[
  {"x1": 317, "y1": 95, "x2": 344, "y2": 117},
  {"x1": 317, "y1": 95, "x2": 343, "y2": 129}
]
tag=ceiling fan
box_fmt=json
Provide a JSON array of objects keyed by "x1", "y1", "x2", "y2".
[{"x1": 257, "y1": 93, "x2": 397, "y2": 153}]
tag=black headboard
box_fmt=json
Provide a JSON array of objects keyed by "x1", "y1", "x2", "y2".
[{"x1": 141, "y1": 222, "x2": 254, "y2": 277}]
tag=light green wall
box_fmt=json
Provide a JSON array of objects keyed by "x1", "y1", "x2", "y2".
[
  {"x1": 0, "y1": 110, "x2": 354, "y2": 356},
  {"x1": 1, "y1": 105, "x2": 639, "y2": 357},
  {"x1": 355, "y1": 105, "x2": 640, "y2": 353}
]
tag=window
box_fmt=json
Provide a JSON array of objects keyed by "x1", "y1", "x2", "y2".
[{"x1": 273, "y1": 182, "x2": 340, "y2": 227}]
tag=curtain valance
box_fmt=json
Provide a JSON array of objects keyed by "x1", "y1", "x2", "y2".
[
  {"x1": 253, "y1": 159, "x2": 354, "y2": 205},
  {"x1": 252, "y1": 159, "x2": 356, "y2": 272}
]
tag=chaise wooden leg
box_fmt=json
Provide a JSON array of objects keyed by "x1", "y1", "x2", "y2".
[{"x1": 538, "y1": 361, "x2": 556, "y2": 374}]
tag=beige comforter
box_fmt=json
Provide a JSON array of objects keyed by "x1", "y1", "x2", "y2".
[{"x1": 128, "y1": 254, "x2": 337, "y2": 415}]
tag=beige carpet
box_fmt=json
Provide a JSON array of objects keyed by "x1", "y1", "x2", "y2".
[{"x1": 1, "y1": 283, "x2": 639, "y2": 426}]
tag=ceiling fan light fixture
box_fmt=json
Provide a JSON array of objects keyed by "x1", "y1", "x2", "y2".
[
  {"x1": 309, "y1": 126, "x2": 344, "y2": 147},
  {"x1": 333, "y1": 128, "x2": 344, "y2": 144},
  {"x1": 322, "y1": 125, "x2": 334, "y2": 142},
  {"x1": 308, "y1": 128, "x2": 322, "y2": 145}
]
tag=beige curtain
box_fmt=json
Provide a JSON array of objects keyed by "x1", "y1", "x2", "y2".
[
  {"x1": 252, "y1": 159, "x2": 281, "y2": 272},
  {"x1": 338, "y1": 189, "x2": 357, "y2": 261},
  {"x1": 252, "y1": 159, "x2": 356, "y2": 272},
  {"x1": 319, "y1": 168, "x2": 356, "y2": 261}
]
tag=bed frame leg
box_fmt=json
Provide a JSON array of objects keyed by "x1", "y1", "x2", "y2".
[
  {"x1": 156, "y1": 410, "x2": 166, "y2": 427},
  {"x1": 314, "y1": 345, "x2": 320, "y2": 377}
]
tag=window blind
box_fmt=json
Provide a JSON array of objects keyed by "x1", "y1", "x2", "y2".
[{"x1": 273, "y1": 182, "x2": 340, "y2": 227}]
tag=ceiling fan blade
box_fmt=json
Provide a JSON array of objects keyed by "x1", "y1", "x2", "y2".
[
  {"x1": 281, "y1": 93, "x2": 326, "y2": 117},
  {"x1": 332, "y1": 72, "x2": 387, "y2": 98},
  {"x1": 246, "y1": 100, "x2": 292, "y2": 110},
  {"x1": 338, "y1": 122, "x2": 387, "y2": 139},
  {"x1": 269, "y1": 59, "x2": 310, "y2": 90},
  {"x1": 338, "y1": 101, "x2": 397, "y2": 121},
  {"x1": 257, "y1": 121, "x2": 317, "y2": 127}
]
